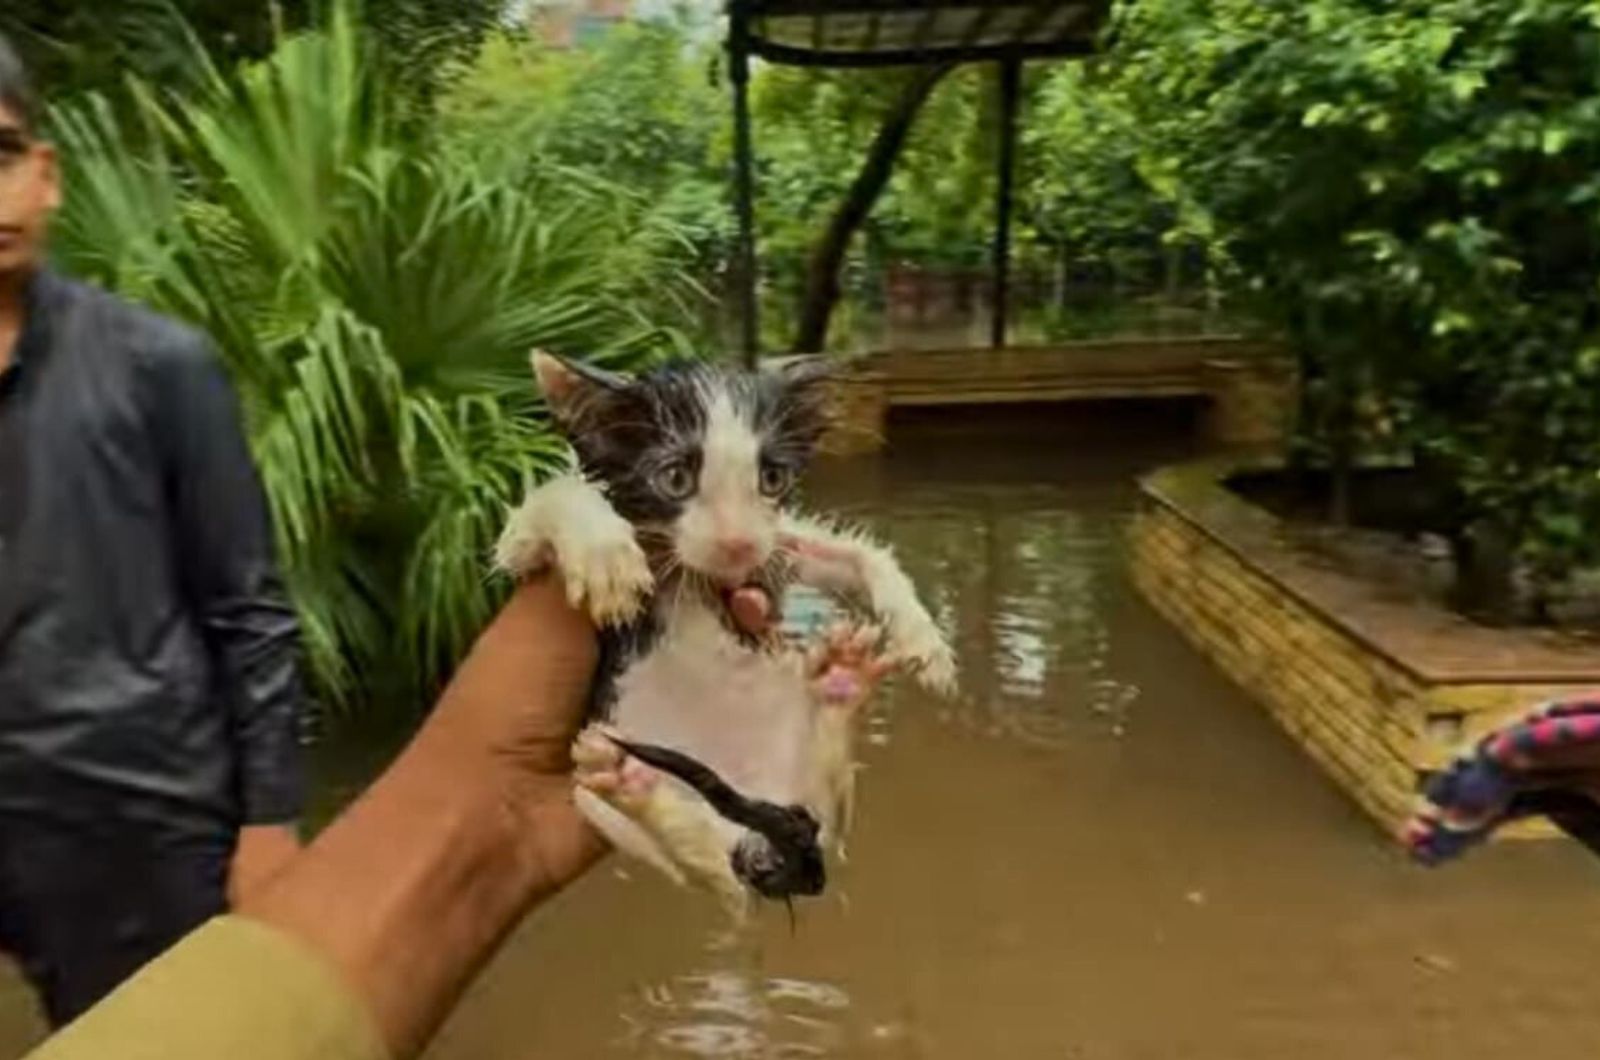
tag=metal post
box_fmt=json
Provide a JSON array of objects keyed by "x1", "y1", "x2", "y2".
[
  {"x1": 729, "y1": 8, "x2": 760, "y2": 368},
  {"x1": 991, "y1": 58, "x2": 1021, "y2": 350}
]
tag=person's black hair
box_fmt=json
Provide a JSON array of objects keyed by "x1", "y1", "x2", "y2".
[{"x1": 0, "y1": 31, "x2": 38, "y2": 134}]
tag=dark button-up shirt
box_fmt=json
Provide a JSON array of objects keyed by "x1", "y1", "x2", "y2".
[{"x1": 0, "y1": 269, "x2": 304, "y2": 838}]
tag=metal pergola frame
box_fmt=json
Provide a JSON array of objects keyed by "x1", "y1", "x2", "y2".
[{"x1": 725, "y1": 1, "x2": 1111, "y2": 366}]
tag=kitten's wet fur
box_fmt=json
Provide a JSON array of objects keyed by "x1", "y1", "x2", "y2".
[
  {"x1": 552, "y1": 355, "x2": 832, "y2": 708},
  {"x1": 544, "y1": 354, "x2": 833, "y2": 898},
  {"x1": 554, "y1": 357, "x2": 830, "y2": 528},
  {"x1": 498, "y1": 351, "x2": 953, "y2": 912}
]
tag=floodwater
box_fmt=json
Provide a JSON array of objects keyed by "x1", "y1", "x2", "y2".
[
  {"x1": 425, "y1": 404, "x2": 1600, "y2": 1060},
  {"x1": 5, "y1": 403, "x2": 1600, "y2": 1057}
]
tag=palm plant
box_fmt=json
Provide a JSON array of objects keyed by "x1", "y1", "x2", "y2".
[{"x1": 48, "y1": 6, "x2": 702, "y2": 716}]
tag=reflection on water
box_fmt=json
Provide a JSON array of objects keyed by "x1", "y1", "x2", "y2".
[
  {"x1": 418, "y1": 404, "x2": 1600, "y2": 1060},
  {"x1": 876, "y1": 489, "x2": 1141, "y2": 749},
  {"x1": 785, "y1": 486, "x2": 1140, "y2": 755}
]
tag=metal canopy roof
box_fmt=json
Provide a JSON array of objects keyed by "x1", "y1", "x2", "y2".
[
  {"x1": 731, "y1": 1, "x2": 1111, "y2": 69},
  {"x1": 724, "y1": 2, "x2": 1113, "y2": 363}
]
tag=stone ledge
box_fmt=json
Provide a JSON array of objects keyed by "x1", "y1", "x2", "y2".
[
  {"x1": 1129, "y1": 457, "x2": 1600, "y2": 838},
  {"x1": 817, "y1": 339, "x2": 1296, "y2": 454}
]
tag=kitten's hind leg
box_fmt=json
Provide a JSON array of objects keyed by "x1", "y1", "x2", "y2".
[
  {"x1": 571, "y1": 727, "x2": 751, "y2": 918},
  {"x1": 495, "y1": 473, "x2": 654, "y2": 627},
  {"x1": 781, "y1": 512, "x2": 956, "y2": 695},
  {"x1": 804, "y1": 623, "x2": 896, "y2": 857}
]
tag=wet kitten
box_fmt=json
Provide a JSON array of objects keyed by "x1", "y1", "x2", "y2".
[{"x1": 496, "y1": 351, "x2": 954, "y2": 916}]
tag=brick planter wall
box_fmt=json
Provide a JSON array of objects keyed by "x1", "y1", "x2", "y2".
[{"x1": 1129, "y1": 460, "x2": 1600, "y2": 838}]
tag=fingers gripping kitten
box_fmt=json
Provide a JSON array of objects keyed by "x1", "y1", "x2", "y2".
[{"x1": 572, "y1": 728, "x2": 754, "y2": 917}]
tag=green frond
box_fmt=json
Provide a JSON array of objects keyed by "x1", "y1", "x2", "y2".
[{"x1": 53, "y1": 1, "x2": 701, "y2": 719}]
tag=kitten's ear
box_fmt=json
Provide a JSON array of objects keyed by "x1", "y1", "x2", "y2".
[
  {"x1": 760, "y1": 355, "x2": 836, "y2": 451},
  {"x1": 531, "y1": 350, "x2": 631, "y2": 422},
  {"x1": 763, "y1": 354, "x2": 834, "y2": 392}
]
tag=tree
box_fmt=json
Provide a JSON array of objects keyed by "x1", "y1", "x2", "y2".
[
  {"x1": 791, "y1": 63, "x2": 953, "y2": 353},
  {"x1": 1027, "y1": 63, "x2": 1196, "y2": 311},
  {"x1": 3, "y1": 0, "x2": 501, "y2": 108},
  {"x1": 2, "y1": 0, "x2": 282, "y2": 96},
  {"x1": 1106, "y1": 0, "x2": 1600, "y2": 621},
  {"x1": 441, "y1": 19, "x2": 731, "y2": 264},
  {"x1": 754, "y1": 63, "x2": 1007, "y2": 349}
]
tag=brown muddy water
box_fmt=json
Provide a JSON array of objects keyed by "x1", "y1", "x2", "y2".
[
  {"x1": 6, "y1": 403, "x2": 1600, "y2": 1058},
  {"x1": 425, "y1": 404, "x2": 1600, "y2": 1060}
]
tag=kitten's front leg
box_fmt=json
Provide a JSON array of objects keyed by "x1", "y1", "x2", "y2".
[
  {"x1": 495, "y1": 472, "x2": 654, "y2": 626},
  {"x1": 781, "y1": 512, "x2": 957, "y2": 694}
]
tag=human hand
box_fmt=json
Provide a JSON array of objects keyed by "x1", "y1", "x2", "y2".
[
  {"x1": 421, "y1": 576, "x2": 775, "y2": 901},
  {"x1": 420, "y1": 575, "x2": 608, "y2": 903},
  {"x1": 240, "y1": 575, "x2": 603, "y2": 1057}
]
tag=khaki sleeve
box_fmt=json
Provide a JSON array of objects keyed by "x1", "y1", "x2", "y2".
[{"x1": 24, "y1": 917, "x2": 386, "y2": 1060}]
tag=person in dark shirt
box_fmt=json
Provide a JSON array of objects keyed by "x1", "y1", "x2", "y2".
[{"x1": 0, "y1": 34, "x2": 306, "y2": 1026}]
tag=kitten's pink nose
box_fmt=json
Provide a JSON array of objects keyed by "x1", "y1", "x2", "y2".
[{"x1": 714, "y1": 538, "x2": 760, "y2": 572}]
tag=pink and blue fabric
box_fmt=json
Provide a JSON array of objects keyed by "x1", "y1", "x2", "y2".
[{"x1": 1405, "y1": 696, "x2": 1600, "y2": 864}]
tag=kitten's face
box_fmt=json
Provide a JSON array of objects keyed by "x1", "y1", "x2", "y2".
[{"x1": 535, "y1": 352, "x2": 831, "y2": 589}]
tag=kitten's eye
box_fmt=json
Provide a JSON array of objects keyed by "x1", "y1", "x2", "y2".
[
  {"x1": 652, "y1": 461, "x2": 696, "y2": 501},
  {"x1": 758, "y1": 462, "x2": 793, "y2": 498}
]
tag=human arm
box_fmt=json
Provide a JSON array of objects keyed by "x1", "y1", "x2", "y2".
[
  {"x1": 239, "y1": 575, "x2": 604, "y2": 1057},
  {"x1": 228, "y1": 824, "x2": 303, "y2": 906},
  {"x1": 23, "y1": 576, "x2": 603, "y2": 1060},
  {"x1": 145, "y1": 333, "x2": 307, "y2": 835}
]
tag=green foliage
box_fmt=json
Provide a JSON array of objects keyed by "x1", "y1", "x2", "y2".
[
  {"x1": 49, "y1": 7, "x2": 698, "y2": 714},
  {"x1": 875, "y1": 66, "x2": 998, "y2": 271},
  {"x1": 2, "y1": 0, "x2": 273, "y2": 97},
  {"x1": 753, "y1": 65, "x2": 996, "y2": 278},
  {"x1": 1028, "y1": 64, "x2": 1185, "y2": 286},
  {"x1": 748, "y1": 67, "x2": 884, "y2": 289},
  {"x1": 442, "y1": 23, "x2": 732, "y2": 263},
  {"x1": 359, "y1": 0, "x2": 506, "y2": 121},
  {"x1": 1104, "y1": 0, "x2": 1600, "y2": 593},
  {"x1": 443, "y1": 23, "x2": 1162, "y2": 350},
  {"x1": 2, "y1": 0, "x2": 500, "y2": 113},
  {"x1": 441, "y1": 27, "x2": 1009, "y2": 347},
  {"x1": 45, "y1": 0, "x2": 1600, "y2": 628}
]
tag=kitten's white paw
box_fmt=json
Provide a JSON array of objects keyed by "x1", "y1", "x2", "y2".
[
  {"x1": 494, "y1": 474, "x2": 652, "y2": 626},
  {"x1": 892, "y1": 619, "x2": 958, "y2": 696},
  {"x1": 556, "y1": 519, "x2": 654, "y2": 627},
  {"x1": 494, "y1": 500, "x2": 552, "y2": 578}
]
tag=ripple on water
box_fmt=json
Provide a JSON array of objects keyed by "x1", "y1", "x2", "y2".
[{"x1": 619, "y1": 970, "x2": 854, "y2": 1058}]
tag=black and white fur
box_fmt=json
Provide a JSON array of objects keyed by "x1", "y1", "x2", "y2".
[{"x1": 496, "y1": 351, "x2": 955, "y2": 916}]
